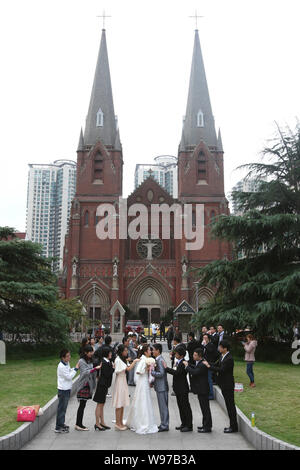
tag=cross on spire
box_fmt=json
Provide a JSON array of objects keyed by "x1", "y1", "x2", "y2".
[
  {"x1": 97, "y1": 10, "x2": 112, "y2": 30},
  {"x1": 189, "y1": 10, "x2": 204, "y2": 30}
]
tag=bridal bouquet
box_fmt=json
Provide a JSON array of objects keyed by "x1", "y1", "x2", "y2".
[{"x1": 145, "y1": 357, "x2": 156, "y2": 385}]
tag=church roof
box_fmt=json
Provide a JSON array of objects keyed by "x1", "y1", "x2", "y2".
[
  {"x1": 180, "y1": 29, "x2": 217, "y2": 151},
  {"x1": 174, "y1": 300, "x2": 195, "y2": 314},
  {"x1": 127, "y1": 175, "x2": 177, "y2": 206},
  {"x1": 83, "y1": 29, "x2": 119, "y2": 149}
]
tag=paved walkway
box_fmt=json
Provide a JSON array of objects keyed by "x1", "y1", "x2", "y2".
[{"x1": 23, "y1": 353, "x2": 253, "y2": 450}]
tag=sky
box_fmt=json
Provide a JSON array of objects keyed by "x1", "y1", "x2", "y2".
[{"x1": 0, "y1": 0, "x2": 299, "y2": 232}]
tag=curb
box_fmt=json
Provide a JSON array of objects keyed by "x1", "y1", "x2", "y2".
[
  {"x1": 1, "y1": 367, "x2": 298, "y2": 450},
  {"x1": 0, "y1": 377, "x2": 79, "y2": 451},
  {"x1": 213, "y1": 385, "x2": 300, "y2": 451}
]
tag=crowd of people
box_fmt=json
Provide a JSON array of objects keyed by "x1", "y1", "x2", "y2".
[{"x1": 55, "y1": 325, "x2": 257, "y2": 436}]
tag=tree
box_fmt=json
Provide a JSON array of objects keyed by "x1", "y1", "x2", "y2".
[
  {"x1": 164, "y1": 307, "x2": 175, "y2": 325},
  {"x1": 191, "y1": 123, "x2": 300, "y2": 339},
  {"x1": 54, "y1": 297, "x2": 86, "y2": 331},
  {"x1": 0, "y1": 227, "x2": 70, "y2": 343}
]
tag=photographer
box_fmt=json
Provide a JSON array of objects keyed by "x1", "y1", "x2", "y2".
[{"x1": 242, "y1": 334, "x2": 257, "y2": 388}]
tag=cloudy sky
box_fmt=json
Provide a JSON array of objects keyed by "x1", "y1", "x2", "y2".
[{"x1": 0, "y1": 0, "x2": 299, "y2": 232}]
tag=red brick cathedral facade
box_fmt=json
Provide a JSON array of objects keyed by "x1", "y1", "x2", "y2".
[{"x1": 60, "y1": 28, "x2": 231, "y2": 332}]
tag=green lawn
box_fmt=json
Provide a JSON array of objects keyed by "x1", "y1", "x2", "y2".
[
  {"x1": 0, "y1": 354, "x2": 299, "y2": 447},
  {"x1": 233, "y1": 360, "x2": 300, "y2": 447},
  {"x1": 0, "y1": 355, "x2": 79, "y2": 437}
]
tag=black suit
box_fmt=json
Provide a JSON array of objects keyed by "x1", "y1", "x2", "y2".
[
  {"x1": 210, "y1": 333, "x2": 219, "y2": 347},
  {"x1": 166, "y1": 360, "x2": 193, "y2": 429},
  {"x1": 202, "y1": 342, "x2": 219, "y2": 364},
  {"x1": 187, "y1": 339, "x2": 201, "y2": 364},
  {"x1": 166, "y1": 326, "x2": 174, "y2": 350},
  {"x1": 209, "y1": 352, "x2": 238, "y2": 430},
  {"x1": 186, "y1": 360, "x2": 212, "y2": 430},
  {"x1": 159, "y1": 322, "x2": 166, "y2": 341},
  {"x1": 98, "y1": 359, "x2": 114, "y2": 388},
  {"x1": 170, "y1": 343, "x2": 186, "y2": 368},
  {"x1": 217, "y1": 331, "x2": 229, "y2": 346},
  {"x1": 93, "y1": 359, "x2": 114, "y2": 404}
]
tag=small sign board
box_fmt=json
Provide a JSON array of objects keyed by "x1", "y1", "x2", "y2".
[{"x1": 0, "y1": 340, "x2": 6, "y2": 365}]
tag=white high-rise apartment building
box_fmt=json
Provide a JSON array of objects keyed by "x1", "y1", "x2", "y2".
[
  {"x1": 26, "y1": 159, "x2": 76, "y2": 272},
  {"x1": 231, "y1": 177, "x2": 267, "y2": 258},
  {"x1": 134, "y1": 155, "x2": 178, "y2": 198},
  {"x1": 231, "y1": 178, "x2": 263, "y2": 215}
]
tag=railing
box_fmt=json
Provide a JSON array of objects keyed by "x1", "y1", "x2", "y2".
[
  {"x1": 3, "y1": 333, "x2": 33, "y2": 342},
  {"x1": 2, "y1": 332, "x2": 85, "y2": 343}
]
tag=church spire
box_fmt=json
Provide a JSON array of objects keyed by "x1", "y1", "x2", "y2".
[
  {"x1": 84, "y1": 29, "x2": 119, "y2": 149},
  {"x1": 180, "y1": 29, "x2": 217, "y2": 150},
  {"x1": 77, "y1": 128, "x2": 84, "y2": 152},
  {"x1": 217, "y1": 128, "x2": 223, "y2": 152}
]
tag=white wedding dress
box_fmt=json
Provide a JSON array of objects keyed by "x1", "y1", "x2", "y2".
[{"x1": 125, "y1": 355, "x2": 158, "y2": 434}]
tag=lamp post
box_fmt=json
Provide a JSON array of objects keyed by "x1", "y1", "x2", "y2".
[
  {"x1": 194, "y1": 281, "x2": 200, "y2": 340},
  {"x1": 92, "y1": 282, "x2": 96, "y2": 337},
  {"x1": 148, "y1": 308, "x2": 151, "y2": 341}
]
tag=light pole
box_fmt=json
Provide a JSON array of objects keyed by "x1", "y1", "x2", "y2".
[
  {"x1": 148, "y1": 308, "x2": 151, "y2": 341},
  {"x1": 92, "y1": 282, "x2": 96, "y2": 337},
  {"x1": 194, "y1": 281, "x2": 200, "y2": 340}
]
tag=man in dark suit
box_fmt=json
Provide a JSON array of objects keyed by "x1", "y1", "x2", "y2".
[
  {"x1": 203, "y1": 340, "x2": 238, "y2": 433},
  {"x1": 166, "y1": 323, "x2": 174, "y2": 350},
  {"x1": 170, "y1": 336, "x2": 186, "y2": 368},
  {"x1": 164, "y1": 345, "x2": 193, "y2": 432},
  {"x1": 183, "y1": 348, "x2": 212, "y2": 433},
  {"x1": 209, "y1": 326, "x2": 219, "y2": 347},
  {"x1": 217, "y1": 324, "x2": 227, "y2": 346},
  {"x1": 187, "y1": 332, "x2": 200, "y2": 364},
  {"x1": 198, "y1": 326, "x2": 208, "y2": 343},
  {"x1": 159, "y1": 321, "x2": 166, "y2": 341},
  {"x1": 202, "y1": 333, "x2": 219, "y2": 399}
]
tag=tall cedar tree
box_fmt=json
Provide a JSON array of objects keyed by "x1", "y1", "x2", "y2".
[
  {"x1": 191, "y1": 124, "x2": 300, "y2": 339},
  {"x1": 0, "y1": 227, "x2": 69, "y2": 343}
]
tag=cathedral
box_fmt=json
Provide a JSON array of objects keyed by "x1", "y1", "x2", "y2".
[{"x1": 59, "y1": 27, "x2": 231, "y2": 333}]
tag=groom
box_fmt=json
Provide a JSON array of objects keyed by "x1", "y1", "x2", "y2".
[{"x1": 151, "y1": 344, "x2": 169, "y2": 432}]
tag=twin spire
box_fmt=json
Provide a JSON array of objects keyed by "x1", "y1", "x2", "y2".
[
  {"x1": 79, "y1": 28, "x2": 222, "y2": 154},
  {"x1": 81, "y1": 29, "x2": 120, "y2": 151},
  {"x1": 180, "y1": 29, "x2": 218, "y2": 151}
]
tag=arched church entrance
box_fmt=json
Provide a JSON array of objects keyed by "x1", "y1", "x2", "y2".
[
  {"x1": 82, "y1": 284, "x2": 110, "y2": 329},
  {"x1": 139, "y1": 287, "x2": 161, "y2": 323},
  {"x1": 128, "y1": 277, "x2": 171, "y2": 326}
]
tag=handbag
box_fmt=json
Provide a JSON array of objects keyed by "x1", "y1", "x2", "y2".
[
  {"x1": 77, "y1": 382, "x2": 91, "y2": 399},
  {"x1": 31, "y1": 404, "x2": 41, "y2": 416},
  {"x1": 17, "y1": 406, "x2": 36, "y2": 422}
]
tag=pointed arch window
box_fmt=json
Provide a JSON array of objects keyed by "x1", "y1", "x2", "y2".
[
  {"x1": 94, "y1": 212, "x2": 99, "y2": 226},
  {"x1": 197, "y1": 110, "x2": 204, "y2": 127},
  {"x1": 84, "y1": 210, "x2": 89, "y2": 226},
  {"x1": 197, "y1": 150, "x2": 208, "y2": 183},
  {"x1": 94, "y1": 151, "x2": 104, "y2": 181},
  {"x1": 96, "y1": 108, "x2": 104, "y2": 127}
]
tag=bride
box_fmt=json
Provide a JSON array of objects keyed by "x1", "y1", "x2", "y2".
[{"x1": 125, "y1": 344, "x2": 158, "y2": 434}]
